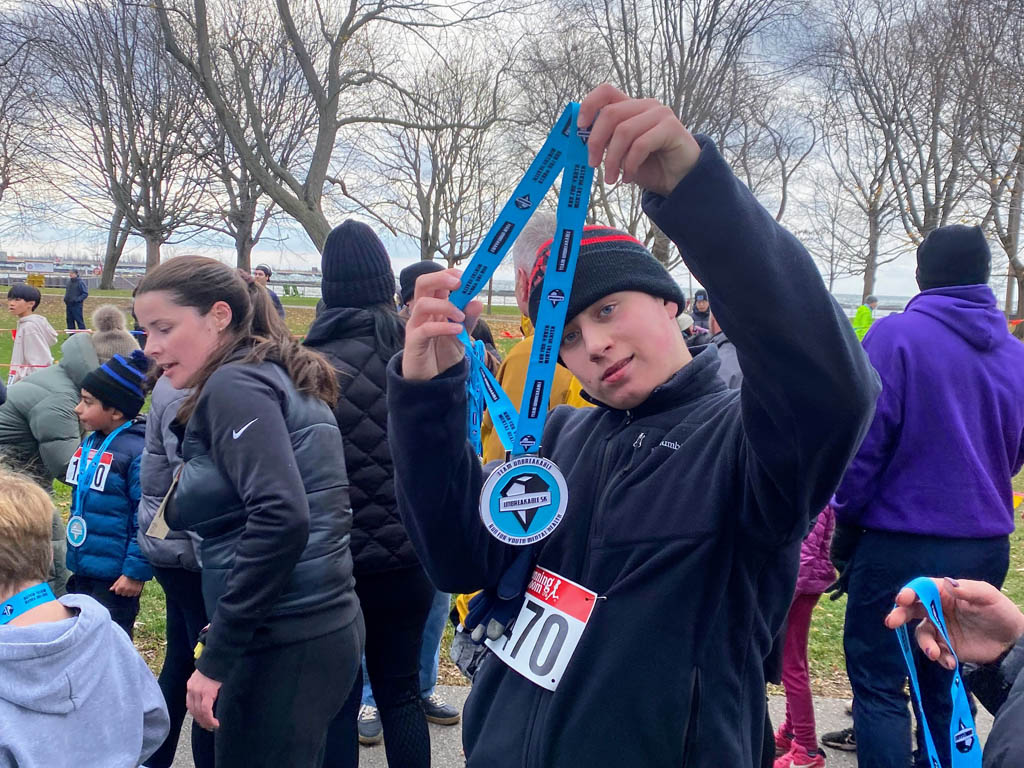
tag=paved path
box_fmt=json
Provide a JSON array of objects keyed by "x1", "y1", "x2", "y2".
[{"x1": 173, "y1": 686, "x2": 994, "y2": 767}]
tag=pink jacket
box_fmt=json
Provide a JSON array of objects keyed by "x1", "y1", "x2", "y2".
[{"x1": 796, "y1": 506, "x2": 836, "y2": 595}]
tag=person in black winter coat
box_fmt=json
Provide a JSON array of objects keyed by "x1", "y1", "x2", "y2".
[
  {"x1": 886, "y1": 578, "x2": 1024, "y2": 768},
  {"x1": 64, "y1": 269, "x2": 89, "y2": 330},
  {"x1": 304, "y1": 220, "x2": 434, "y2": 768},
  {"x1": 134, "y1": 256, "x2": 362, "y2": 768},
  {"x1": 388, "y1": 85, "x2": 878, "y2": 767}
]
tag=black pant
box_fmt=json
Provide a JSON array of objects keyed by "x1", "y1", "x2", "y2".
[
  {"x1": 844, "y1": 530, "x2": 1009, "y2": 768},
  {"x1": 65, "y1": 302, "x2": 86, "y2": 330},
  {"x1": 146, "y1": 566, "x2": 213, "y2": 768},
  {"x1": 210, "y1": 618, "x2": 363, "y2": 767},
  {"x1": 323, "y1": 565, "x2": 435, "y2": 768},
  {"x1": 66, "y1": 573, "x2": 139, "y2": 638}
]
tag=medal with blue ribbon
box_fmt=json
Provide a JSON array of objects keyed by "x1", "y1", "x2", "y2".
[
  {"x1": 893, "y1": 577, "x2": 982, "y2": 768},
  {"x1": 449, "y1": 103, "x2": 593, "y2": 545},
  {"x1": 68, "y1": 421, "x2": 133, "y2": 548}
]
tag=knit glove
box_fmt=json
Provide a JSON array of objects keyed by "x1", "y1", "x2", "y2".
[
  {"x1": 826, "y1": 523, "x2": 863, "y2": 600},
  {"x1": 465, "y1": 548, "x2": 534, "y2": 643}
]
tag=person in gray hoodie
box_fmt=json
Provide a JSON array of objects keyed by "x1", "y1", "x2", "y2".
[
  {"x1": 0, "y1": 469, "x2": 168, "y2": 767},
  {"x1": 137, "y1": 375, "x2": 213, "y2": 768}
]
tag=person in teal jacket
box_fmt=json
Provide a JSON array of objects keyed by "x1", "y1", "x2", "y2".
[{"x1": 852, "y1": 295, "x2": 878, "y2": 341}]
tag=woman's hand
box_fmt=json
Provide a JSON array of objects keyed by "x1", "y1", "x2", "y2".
[
  {"x1": 110, "y1": 575, "x2": 144, "y2": 597},
  {"x1": 402, "y1": 268, "x2": 482, "y2": 381},
  {"x1": 885, "y1": 577, "x2": 1024, "y2": 668},
  {"x1": 579, "y1": 84, "x2": 702, "y2": 197},
  {"x1": 186, "y1": 669, "x2": 223, "y2": 731}
]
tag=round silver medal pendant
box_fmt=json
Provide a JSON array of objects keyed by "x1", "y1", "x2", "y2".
[{"x1": 479, "y1": 454, "x2": 568, "y2": 546}]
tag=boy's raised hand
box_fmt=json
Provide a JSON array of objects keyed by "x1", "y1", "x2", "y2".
[
  {"x1": 580, "y1": 84, "x2": 702, "y2": 197},
  {"x1": 402, "y1": 268, "x2": 482, "y2": 381}
]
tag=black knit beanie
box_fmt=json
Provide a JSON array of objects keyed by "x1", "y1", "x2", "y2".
[
  {"x1": 321, "y1": 221, "x2": 396, "y2": 308},
  {"x1": 528, "y1": 225, "x2": 686, "y2": 326},
  {"x1": 916, "y1": 225, "x2": 991, "y2": 290},
  {"x1": 80, "y1": 350, "x2": 149, "y2": 419},
  {"x1": 399, "y1": 260, "x2": 445, "y2": 305}
]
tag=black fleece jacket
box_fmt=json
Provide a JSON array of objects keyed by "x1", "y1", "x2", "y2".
[{"x1": 386, "y1": 138, "x2": 879, "y2": 767}]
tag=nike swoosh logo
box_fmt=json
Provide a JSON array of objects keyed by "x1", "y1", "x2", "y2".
[{"x1": 232, "y1": 418, "x2": 259, "y2": 439}]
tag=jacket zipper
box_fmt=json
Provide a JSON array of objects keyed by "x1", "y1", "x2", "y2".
[{"x1": 578, "y1": 410, "x2": 632, "y2": 582}]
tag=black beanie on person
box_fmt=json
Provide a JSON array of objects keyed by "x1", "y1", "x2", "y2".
[
  {"x1": 80, "y1": 350, "x2": 150, "y2": 419},
  {"x1": 527, "y1": 225, "x2": 686, "y2": 327},
  {"x1": 916, "y1": 225, "x2": 991, "y2": 291},
  {"x1": 321, "y1": 220, "x2": 396, "y2": 308},
  {"x1": 399, "y1": 260, "x2": 445, "y2": 305}
]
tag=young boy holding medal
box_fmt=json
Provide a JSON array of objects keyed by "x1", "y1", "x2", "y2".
[
  {"x1": 65, "y1": 351, "x2": 151, "y2": 638},
  {"x1": 387, "y1": 84, "x2": 879, "y2": 767}
]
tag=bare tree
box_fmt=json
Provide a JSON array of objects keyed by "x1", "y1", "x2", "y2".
[
  {"x1": 155, "y1": 0, "x2": 515, "y2": 252},
  {"x1": 824, "y1": 0, "x2": 985, "y2": 244},
  {"x1": 26, "y1": 0, "x2": 209, "y2": 282},
  {"x1": 359, "y1": 49, "x2": 511, "y2": 266},
  {"x1": 963, "y1": 0, "x2": 1024, "y2": 317},
  {"x1": 0, "y1": 31, "x2": 39, "y2": 222}
]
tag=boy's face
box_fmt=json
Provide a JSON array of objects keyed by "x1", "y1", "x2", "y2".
[
  {"x1": 253, "y1": 269, "x2": 269, "y2": 286},
  {"x1": 7, "y1": 297, "x2": 33, "y2": 318},
  {"x1": 559, "y1": 291, "x2": 690, "y2": 410},
  {"x1": 75, "y1": 390, "x2": 124, "y2": 433},
  {"x1": 695, "y1": 298, "x2": 709, "y2": 313}
]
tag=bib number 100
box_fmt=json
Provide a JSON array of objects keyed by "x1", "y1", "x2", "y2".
[{"x1": 485, "y1": 566, "x2": 596, "y2": 691}]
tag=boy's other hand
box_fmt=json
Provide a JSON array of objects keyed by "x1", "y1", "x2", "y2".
[
  {"x1": 580, "y1": 84, "x2": 701, "y2": 197},
  {"x1": 187, "y1": 669, "x2": 222, "y2": 730},
  {"x1": 403, "y1": 268, "x2": 482, "y2": 381},
  {"x1": 884, "y1": 577, "x2": 1024, "y2": 669},
  {"x1": 110, "y1": 575, "x2": 144, "y2": 597}
]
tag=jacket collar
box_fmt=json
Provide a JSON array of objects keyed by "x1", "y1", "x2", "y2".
[
  {"x1": 579, "y1": 344, "x2": 727, "y2": 417},
  {"x1": 304, "y1": 306, "x2": 375, "y2": 346}
]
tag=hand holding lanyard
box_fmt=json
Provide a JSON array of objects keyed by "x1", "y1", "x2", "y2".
[
  {"x1": 892, "y1": 577, "x2": 982, "y2": 768},
  {"x1": 444, "y1": 103, "x2": 594, "y2": 546}
]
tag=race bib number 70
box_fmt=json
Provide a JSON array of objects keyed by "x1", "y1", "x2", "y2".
[{"x1": 485, "y1": 566, "x2": 597, "y2": 691}]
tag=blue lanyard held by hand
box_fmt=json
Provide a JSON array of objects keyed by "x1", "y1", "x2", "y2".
[
  {"x1": 893, "y1": 577, "x2": 981, "y2": 768},
  {"x1": 449, "y1": 103, "x2": 594, "y2": 458},
  {"x1": 0, "y1": 583, "x2": 56, "y2": 626},
  {"x1": 466, "y1": 339, "x2": 487, "y2": 455}
]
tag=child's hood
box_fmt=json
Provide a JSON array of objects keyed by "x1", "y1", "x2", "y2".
[
  {"x1": 19, "y1": 312, "x2": 58, "y2": 342},
  {"x1": 0, "y1": 593, "x2": 120, "y2": 714}
]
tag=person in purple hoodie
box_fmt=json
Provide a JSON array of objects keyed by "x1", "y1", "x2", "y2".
[{"x1": 830, "y1": 224, "x2": 1024, "y2": 768}]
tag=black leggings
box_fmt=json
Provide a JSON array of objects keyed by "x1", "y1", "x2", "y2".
[
  {"x1": 212, "y1": 618, "x2": 363, "y2": 768},
  {"x1": 323, "y1": 565, "x2": 435, "y2": 768},
  {"x1": 146, "y1": 566, "x2": 213, "y2": 768}
]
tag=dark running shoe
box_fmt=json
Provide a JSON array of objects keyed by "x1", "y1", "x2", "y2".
[
  {"x1": 421, "y1": 693, "x2": 461, "y2": 725},
  {"x1": 821, "y1": 727, "x2": 856, "y2": 752},
  {"x1": 358, "y1": 704, "x2": 382, "y2": 746}
]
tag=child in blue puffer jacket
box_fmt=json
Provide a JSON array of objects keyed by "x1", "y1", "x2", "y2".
[{"x1": 65, "y1": 351, "x2": 151, "y2": 638}]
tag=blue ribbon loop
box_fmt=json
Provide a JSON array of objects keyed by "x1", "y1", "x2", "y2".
[
  {"x1": 451, "y1": 103, "x2": 594, "y2": 456},
  {"x1": 893, "y1": 577, "x2": 982, "y2": 768}
]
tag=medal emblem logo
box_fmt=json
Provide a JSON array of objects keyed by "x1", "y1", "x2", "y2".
[
  {"x1": 954, "y1": 720, "x2": 975, "y2": 753},
  {"x1": 2, "y1": 604, "x2": 12, "y2": 617},
  {"x1": 480, "y1": 455, "x2": 568, "y2": 546},
  {"x1": 515, "y1": 195, "x2": 532, "y2": 210},
  {"x1": 547, "y1": 288, "x2": 565, "y2": 308}
]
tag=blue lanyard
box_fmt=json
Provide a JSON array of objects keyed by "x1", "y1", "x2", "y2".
[
  {"x1": 450, "y1": 103, "x2": 593, "y2": 456},
  {"x1": 0, "y1": 583, "x2": 56, "y2": 625},
  {"x1": 73, "y1": 421, "x2": 133, "y2": 517},
  {"x1": 893, "y1": 577, "x2": 981, "y2": 768},
  {"x1": 466, "y1": 340, "x2": 487, "y2": 455}
]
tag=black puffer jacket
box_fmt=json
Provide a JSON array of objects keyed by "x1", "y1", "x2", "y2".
[
  {"x1": 168, "y1": 354, "x2": 359, "y2": 682},
  {"x1": 305, "y1": 306, "x2": 420, "y2": 575}
]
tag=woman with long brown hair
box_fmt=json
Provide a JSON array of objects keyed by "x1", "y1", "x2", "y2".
[{"x1": 134, "y1": 256, "x2": 362, "y2": 766}]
